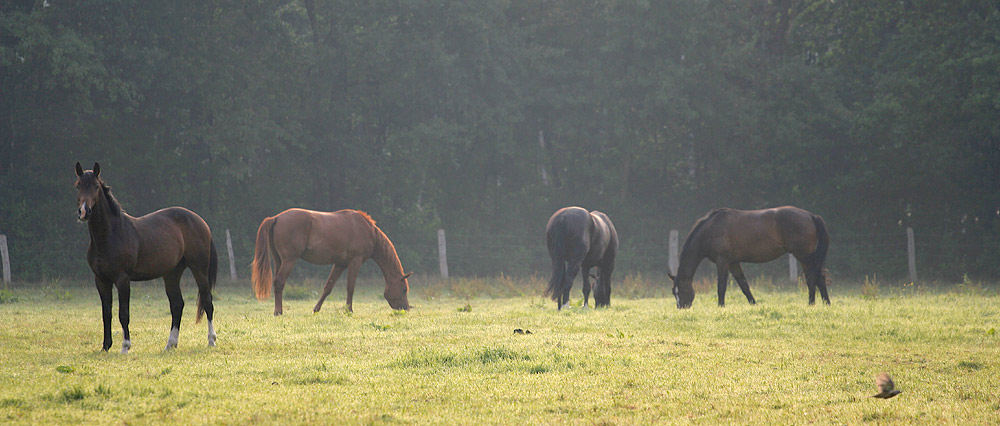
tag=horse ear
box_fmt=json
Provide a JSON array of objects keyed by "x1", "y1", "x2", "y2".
[
  {"x1": 75, "y1": 162, "x2": 84, "y2": 176},
  {"x1": 402, "y1": 272, "x2": 413, "y2": 280},
  {"x1": 667, "y1": 273, "x2": 676, "y2": 281},
  {"x1": 93, "y1": 162, "x2": 101, "y2": 177}
]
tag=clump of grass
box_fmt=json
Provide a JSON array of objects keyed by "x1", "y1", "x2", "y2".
[
  {"x1": 60, "y1": 387, "x2": 87, "y2": 403},
  {"x1": 958, "y1": 360, "x2": 983, "y2": 371},
  {"x1": 55, "y1": 365, "x2": 74, "y2": 374},
  {"x1": 281, "y1": 285, "x2": 312, "y2": 300},
  {"x1": 607, "y1": 329, "x2": 632, "y2": 339},
  {"x1": 0, "y1": 398, "x2": 24, "y2": 408},
  {"x1": 0, "y1": 289, "x2": 17, "y2": 304},
  {"x1": 390, "y1": 309, "x2": 407, "y2": 317},
  {"x1": 457, "y1": 303, "x2": 472, "y2": 312},
  {"x1": 861, "y1": 275, "x2": 879, "y2": 300},
  {"x1": 617, "y1": 272, "x2": 662, "y2": 299},
  {"x1": 475, "y1": 347, "x2": 529, "y2": 364},
  {"x1": 94, "y1": 384, "x2": 112, "y2": 397},
  {"x1": 369, "y1": 322, "x2": 391, "y2": 331}
]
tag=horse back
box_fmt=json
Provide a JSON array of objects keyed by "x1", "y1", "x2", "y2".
[
  {"x1": 273, "y1": 208, "x2": 375, "y2": 265},
  {"x1": 130, "y1": 207, "x2": 213, "y2": 280},
  {"x1": 546, "y1": 207, "x2": 592, "y2": 259},
  {"x1": 714, "y1": 206, "x2": 818, "y2": 262}
]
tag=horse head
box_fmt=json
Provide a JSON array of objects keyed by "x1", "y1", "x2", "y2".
[
  {"x1": 384, "y1": 271, "x2": 412, "y2": 311},
  {"x1": 667, "y1": 273, "x2": 694, "y2": 309},
  {"x1": 74, "y1": 162, "x2": 102, "y2": 221}
]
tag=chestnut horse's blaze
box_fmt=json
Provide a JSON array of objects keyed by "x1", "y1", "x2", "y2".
[
  {"x1": 668, "y1": 206, "x2": 830, "y2": 309},
  {"x1": 251, "y1": 208, "x2": 411, "y2": 315}
]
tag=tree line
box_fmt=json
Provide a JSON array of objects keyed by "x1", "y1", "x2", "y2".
[{"x1": 2, "y1": 0, "x2": 998, "y2": 282}]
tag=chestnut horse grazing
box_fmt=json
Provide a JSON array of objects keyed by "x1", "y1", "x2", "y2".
[
  {"x1": 545, "y1": 207, "x2": 618, "y2": 310},
  {"x1": 251, "y1": 209, "x2": 411, "y2": 315},
  {"x1": 668, "y1": 206, "x2": 830, "y2": 309},
  {"x1": 74, "y1": 163, "x2": 218, "y2": 353}
]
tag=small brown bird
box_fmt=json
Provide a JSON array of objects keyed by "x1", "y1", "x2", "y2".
[{"x1": 872, "y1": 372, "x2": 901, "y2": 399}]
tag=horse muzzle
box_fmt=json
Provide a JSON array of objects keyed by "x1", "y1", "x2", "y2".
[{"x1": 77, "y1": 202, "x2": 92, "y2": 221}]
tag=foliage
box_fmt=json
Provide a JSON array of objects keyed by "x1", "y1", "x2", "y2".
[{"x1": 1, "y1": 1, "x2": 999, "y2": 282}]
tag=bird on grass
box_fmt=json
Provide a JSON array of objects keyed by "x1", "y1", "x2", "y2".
[{"x1": 872, "y1": 372, "x2": 901, "y2": 399}]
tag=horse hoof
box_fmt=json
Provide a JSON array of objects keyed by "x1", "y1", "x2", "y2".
[
  {"x1": 208, "y1": 336, "x2": 217, "y2": 347},
  {"x1": 164, "y1": 344, "x2": 177, "y2": 351}
]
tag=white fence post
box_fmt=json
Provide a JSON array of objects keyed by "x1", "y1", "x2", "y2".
[
  {"x1": 907, "y1": 227, "x2": 917, "y2": 283},
  {"x1": 789, "y1": 254, "x2": 798, "y2": 284},
  {"x1": 668, "y1": 230, "x2": 679, "y2": 276},
  {"x1": 0, "y1": 234, "x2": 10, "y2": 286},
  {"x1": 225, "y1": 229, "x2": 237, "y2": 280},
  {"x1": 437, "y1": 229, "x2": 448, "y2": 279}
]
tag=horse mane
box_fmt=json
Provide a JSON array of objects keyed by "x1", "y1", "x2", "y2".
[
  {"x1": 371, "y1": 223, "x2": 404, "y2": 276},
  {"x1": 356, "y1": 210, "x2": 376, "y2": 226},
  {"x1": 99, "y1": 179, "x2": 123, "y2": 217},
  {"x1": 681, "y1": 208, "x2": 728, "y2": 254}
]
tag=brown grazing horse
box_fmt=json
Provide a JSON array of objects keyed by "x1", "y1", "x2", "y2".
[
  {"x1": 251, "y1": 208, "x2": 411, "y2": 315},
  {"x1": 668, "y1": 206, "x2": 830, "y2": 309},
  {"x1": 75, "y1": 163, "x2": 217, "y2": 353}
]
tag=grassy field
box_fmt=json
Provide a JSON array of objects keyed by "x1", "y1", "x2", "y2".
[{"x1": 0, "y1": 275, "x2": 998, "y2": 425}]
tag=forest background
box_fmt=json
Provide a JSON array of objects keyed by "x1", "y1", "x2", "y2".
[{"x1": 2, "y1": 0, "x2": 999, "y2": 283}]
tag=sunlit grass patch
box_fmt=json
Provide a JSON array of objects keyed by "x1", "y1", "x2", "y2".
[{"x1": 0, "y1": 279, "x2": 998, "y2": 424}]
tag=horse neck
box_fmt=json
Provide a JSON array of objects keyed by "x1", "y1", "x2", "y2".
[
  {"x1": 87, "y1": 190, "x2": 126, "y2": 249},
  {"x1": 676, "y1": 231, "x2": 706, "y2": 280},
  {"x1": 370, "y1": 227, "x2": 404, "y2": 284}
]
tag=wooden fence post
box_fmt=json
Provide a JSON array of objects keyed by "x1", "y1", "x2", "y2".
[
  {"x1": 907, "y1": 227, "x2": 917, "y2": 283},
  {"x1": 0, "y1": 234, "x2": 10, "y2": 286},
  {"x1": 437, "y1": 229, "x2": 448, "y2": 279},
  {"x1": 789, "y1": 254, "x2": 798, "y2": 284},
  {"x1": 668, "y1": 230, "x2": 679, "y2": 276},
  {"x1": 225, "y1": 229, "x2": 237, "y2": 280}
]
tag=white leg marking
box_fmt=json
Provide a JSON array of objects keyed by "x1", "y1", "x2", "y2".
[
  {"x1": 121, "y1": 339, "x2": 131, "y2": 354},
  {"x1": 207, "y1": 320, "x2": 217, "y2": 347},
  {"x1": 165, "y1": 327, "x2": 179, "y2": 350},
  {"x1": 560, "y1": 302, "x2": 571, "y2": 310}
]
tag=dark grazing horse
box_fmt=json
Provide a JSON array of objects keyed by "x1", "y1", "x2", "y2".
[
  {"x1": 74, "y1": 163, "x2": 218, "y2": 353},
  {"x1": 668, "y1": 206, "x2": 830, "y2": 309},
  {"x1": 251, "y1": 208, "x2": 411, "y2": 315},
  {"x1": 545, "y1": 207, "x2": 618, "y2": 310}
]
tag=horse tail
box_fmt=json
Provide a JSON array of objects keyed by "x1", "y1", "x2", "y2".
[
  {"x1": 196, "y1": 240, "x2": 219, "y2": 324},
  {"x1": 546, "y1": 257, "x2": 567, "y2": 301},
  {"x1": 802, "y1": 214, "x2": 829, "y2": 268},
  {"x1": 545, "y1": 219, "x2": 568, "y2": 301},
  {"x1": 252, "y1": 216, "x2": 277, "y2": 300}
]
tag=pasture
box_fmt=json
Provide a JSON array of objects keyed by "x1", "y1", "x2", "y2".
[{"x1": 1, "y1": 276, "x2": 998, "y2": 425}]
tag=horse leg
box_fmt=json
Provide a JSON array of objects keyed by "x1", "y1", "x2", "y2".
[
  {"x1": 803, "y1": 263, "x2": 829, "y2": 305},
  {"x1": 816, "y1": 268, "x2": 831, "y2": 305},
  {"x1": 115, "y1": 276, "x2": 132, "y2": 354},
  {"x1": 716, "y1": 261, "x2": 729, "y2": 307},
  {"x1": 95, "y1": 276, "x2": 114, "y2": 351},
  {"x1": 561, "y1": 260, "x2": 582, "y2": 310},
  {"x1": 272, "y1": 259, "x2": 296, "y2": 316},
  {"x1": 191, "y1": 268, "x2": 216, "y2": 347},
  {"x1": 164, "y1": 266, "x2": 185, "y2": 350},
  {"x1": 344, "y1": 258, "x2": 362, "y2": 313},
  {"x1": 313, "y1": 264, "x2": 345, "y2": 313},
  {"x1": 729, "y1": 263, "x2": 756, "y2": 305},
  {"x1": 596, "y1": 262, "x2": 614, "y2": 307},
  {"x1": 581, "y1": 266, "x2": 592, "y2": 308}
]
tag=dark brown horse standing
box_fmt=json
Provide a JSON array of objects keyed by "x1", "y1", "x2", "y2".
[
  {"x1": 545, "y1": 207, "x2": 619, "y2": 310},
  {"x1": 668, "y1": 206, "x2": 830, "y2": 309},
  {"x1": 75, "y1": 163, "x2": 218, "y2": 353},
  {"x1": 251, "y1": 208, "x2": 411, "y2": 315}
]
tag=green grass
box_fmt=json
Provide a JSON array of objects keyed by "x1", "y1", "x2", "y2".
[{"x1": 0, "y1": 276, "x2": 998, "y2": 425}]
